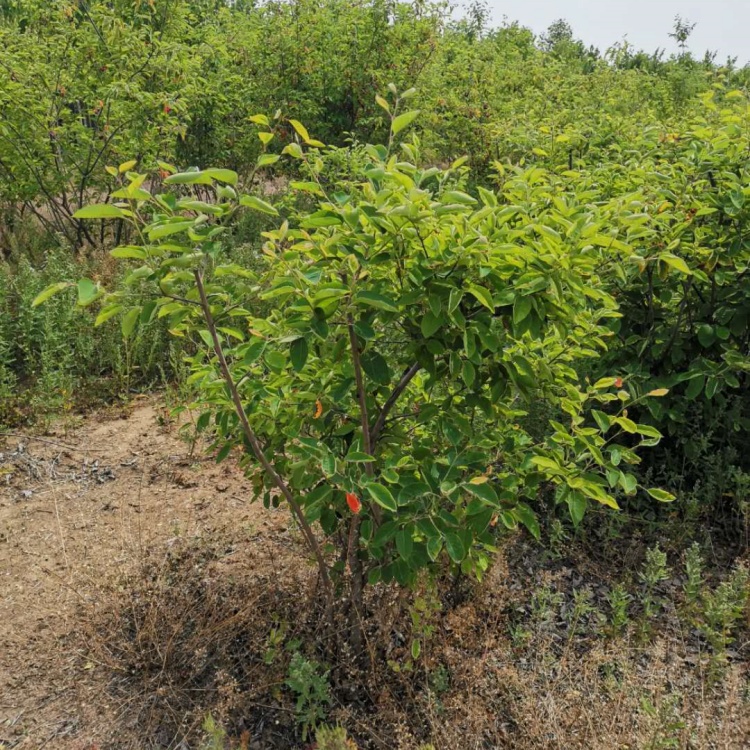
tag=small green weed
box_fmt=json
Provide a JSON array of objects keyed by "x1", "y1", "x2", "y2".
[{"x1": 286, "y1": 653, "x2": 332, "y2": 741}]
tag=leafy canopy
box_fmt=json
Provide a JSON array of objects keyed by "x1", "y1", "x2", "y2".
[{"x1": 34, "y1": 98, "x2": 671, "y2": 594}]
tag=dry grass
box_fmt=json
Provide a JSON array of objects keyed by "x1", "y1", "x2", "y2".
[{"x1": 1, "y1": 399, "x2": 748, "y2": 750}]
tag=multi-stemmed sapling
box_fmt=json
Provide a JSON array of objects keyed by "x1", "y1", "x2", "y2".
[{"x1": 34, "y1": 89, "x2": 673, "y2": 653}]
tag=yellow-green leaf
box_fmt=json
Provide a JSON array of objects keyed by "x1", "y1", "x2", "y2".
[
  {"x1": 466, "y1": 284, "x2": 494, "y2": 311},
  {"x1": 659, "y1": 253, "x2": 691, "y2": 275},
  {"x1": 240, "y1": 195, "x2": 278, "y2": 215},
  {"x1": 118, "y1": 159, "x2": 137, "y2": 173},
  {"x1": 391, "y1": 110, "x2": 420, "y2": 135},
  {"x1": 289, "y1": 119, "x2": 311, "y2": 143},
  {"x1": 31, "y1": 282, "x2": 71, "y2": 307},
  {"x1": 74, "y1": 204, "x2": 125, "y2": 219}
]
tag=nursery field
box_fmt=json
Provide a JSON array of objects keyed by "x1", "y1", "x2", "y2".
[{"x1": 0, "y1": 2, "x2": 749, "y2": 748}]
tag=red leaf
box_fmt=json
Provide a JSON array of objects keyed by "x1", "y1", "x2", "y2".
[{"x1": 346, "y1": 492, "x2": 361, "y2": 514}]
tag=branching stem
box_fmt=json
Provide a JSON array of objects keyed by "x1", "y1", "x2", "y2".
[{"x1": 194, "y1": 269, "x2": 334, "y2": 624}]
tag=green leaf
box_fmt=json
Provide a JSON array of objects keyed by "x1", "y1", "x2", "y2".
[
  {"x1": 345, "y1": 451, "x2": 375, "y2": 463},
  {"x1": 391, "y1": 110, "x2": 420, "y2": 135},
  {"x1": 592, "y1": 410, "x2": 611, "y2": 432},
  {"x1": 513, "y1": 502, "x2": 540, "y2": 540},
  {"x1": 74, "y1": 204, "x2": 125, "y2": 219},
  {"x1": 593, "y1": 377, "x2": 618, "y2": 389},
  {"x1": 257, "y1": 153, "x2": 280, "y2": 167},
  {"x1": 354, "y1": 290, "x2": 399, "y2": 312},
  {"x1": 264, "y1": 350, "x2": 286, "y2": 370},
  {"x1": 118, "y1": 159, "x2": 137, "y2": 173},
  {"x1": 290, "y1": 181, "x2": 324, "y2": 196},
  {"x1": 568, "y1": 492, "x2": 587, "y2": 526},
  {"x1": 366, "y1": 483, "x2": 397, "y2": 512},
  {"x1": 288, "y1": 119, "x2": 311, "y2": 143},
  {"x1": 290, "y1": 337, "x2": 309, "y2": 372},
  {"x1": 616, "y1": 417, "x2": 637, "y2": 433},
  {"x1": 31, "y1": 282, "x2": 71, "y2": 307},
  {"x1": 513, "y1": 296, "x2": 532, "y2": 325},
  {"x1": 442, "y1": 190, "x2": 477, "y2": 205},
  {"x1": 95, "y1": 304, "x2": 124, "y2": 326},
  {"x1": 420, "y1": 311, "x2": 442, "y2": 338},
  {"x1": 217, "y1": 327, "x2": 245, "y2": 341},
  {"x1": 411, "y1": 640, "x2": 421, "y2": 659},
  {"x1": 427, "y1": 536, "x2": 443, "y2": 561},
  {"x1": 164, "y1": 170, "x2": 212, "y2": 185},
  {"x1": 76, "y1": 278, "x2": 99, "y2": 307},
  {"x1": 619, "y1": 472, "x2": 638, "y2": 495},
  {"x1": 121, "y1": 307, "x2": 140, "y2": 338},
  {"x1": 531, "y1": 455, "x2": 563, "y2": 473},
  {"x1": 396, "y1": 529, "x2": 413, "y2": 560},
  {"x1": 361, "y1": 351, "x2": 391, "y2": 385},
  {"x1": 659, "y1": 253, "x2": 691, "y2": 275},
  {"x1": 685, "y1": 374, "x2": 704, "y2": 400},
  {"x1": 240, "y1": 195, "x2": 278, "y2": 215},
  {"x1": 462, "y1": 360, "x2": 475, "y2": 388},
  {"x1": 697, "y1": 324, "x2": 715, "y2": 348},
  {"x1": 282, "y1": 142, "x2": 304, "y2": 158},
  {"x1": 203, "y1": 168, "x2": 238, "y2": 185},
  {"x1": 444, "y1": 531, "x2": 467, "y2": 563},
  {"x1": 466, "y1": 284, "x2": 494, "y2": 311},
  {"x1": 111, "y1": 246, "x2": 147, "y2": 260},
  {"x1": 375, "y1": 94, "x2": 390, "y2": 113},
  {"x1": 647, "y1": 487, "x2": 676, "y2": 502},
  {"x1": 215, "y1": 442, "x2": 233, "y2": 463},
  {"x1": 149, "y1": 221, "x2": 193, "y2": 240},
  {"x1": 321, "y1": 453, "x2": 336, "y2": 477},
  {"x1": 636, "y1": 424, "x2": 661, "y2": 439},
  {"x1": 448, "y1": 288, "x2": 463, "y2": 313},
  {"x1": 140, "y1": 300, "x2": 158, "y2": 324},
  {"x1": 464, "y1": 481, "x2": 499, "y2": 506}
]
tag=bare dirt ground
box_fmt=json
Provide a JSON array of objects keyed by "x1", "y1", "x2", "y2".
[
  {"x1": 0, "y1": 397, "x2": 297, "y2": 750},
  {"x1": 1, "y1": 398, "x2": 749, "y2": 750}
]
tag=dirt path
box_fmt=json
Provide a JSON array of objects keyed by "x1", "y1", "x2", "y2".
[
  {"x1": 0, "y1": 398, "x2": 284, "y2": 749},
  {"x1": 2, "y1": 399, "x2": 749, "y2": 750}
]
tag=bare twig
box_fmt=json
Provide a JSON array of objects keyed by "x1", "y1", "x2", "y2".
[
  {"x1": 371, "y1": 362, "x2": 421, "y2": 444},
  {"x1": 0, "y1": 433, "x2": 108, "y2": 453}
]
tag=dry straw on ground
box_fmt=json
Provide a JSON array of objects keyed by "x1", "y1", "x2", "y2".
[{"x1": 1, "y1": 399, "x2": 748, "y2": 749}]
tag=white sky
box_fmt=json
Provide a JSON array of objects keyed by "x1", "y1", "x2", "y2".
[{"x1": 483, "y1": 1, "x2": 749, "y2": 65}]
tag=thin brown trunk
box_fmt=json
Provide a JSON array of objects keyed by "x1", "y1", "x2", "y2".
[
  {"x1": 194, "y1": 269, "x2": 334, "y2": 627},
  {"x1": 346, "y1": 314, "x2": 374, "y2": 653}
]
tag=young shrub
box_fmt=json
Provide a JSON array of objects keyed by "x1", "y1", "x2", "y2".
[{"x1": 34, "y1": 95, "x2": 671, "y2": 652}]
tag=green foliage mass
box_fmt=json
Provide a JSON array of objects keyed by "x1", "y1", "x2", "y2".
[
  {"x1": 34, "y1": 91, "x2": 680, "y2": 635},
  {"x1": 5, "y1": 5, "x2": 750, "y2": 744},
  {"x1": 2, "y1": 0, "x2": 745, "y2": 241},
  {"x1": 4, "y1": 2, "x2": 750, "y2": 588}
]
